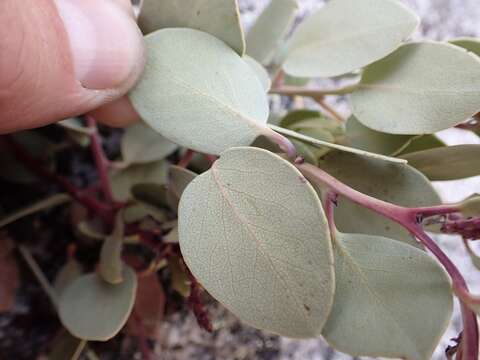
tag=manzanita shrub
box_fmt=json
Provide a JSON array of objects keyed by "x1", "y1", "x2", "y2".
[{"x1": 2, "y1": 0, "x2": 480, "y2": 359}]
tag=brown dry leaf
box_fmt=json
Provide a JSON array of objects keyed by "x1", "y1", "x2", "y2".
[
  {"x1": 126, "y1": 273, "x2": 166, "y2": 339},
  {"x1": 0, "y1": 232, "x2": 19, "y2": 312}
]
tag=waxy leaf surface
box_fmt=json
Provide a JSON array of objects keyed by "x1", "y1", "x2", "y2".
[
  {"x1": 246, "y1": 0, "x2": 298, "y2": 65},
  {"x1": 138, "y1": 0, "x2": 245, "y2": 55},
  {"x1": 283, "y1": 0, "x2": 418, "y2": 77},
  {"x1": 352, "y1": 42, "x2": 480, "y2": 134},
  {"x1": 130, "y1": 29, "x2": 269, "y2": 155},
  {"x1": 59, "y1": 267, "x2": 137, "y2": 341},
  {"x1": 244, "y1": 55, "x2": 272, "y2": 91},
  {"x1": 323, "y1": 232, "x2": 453, "y2": 360},
  {"x1": 179, "y1": 147, "x2": 334, "y2": 338}
]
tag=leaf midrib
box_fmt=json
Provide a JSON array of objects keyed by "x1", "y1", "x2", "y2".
[
  {"x1": 291, "y1": 20, "x2": 416, "y2": 54},
  {"x1": 334, "y1": 239, "x2": 422, "y2": 359},
  {"x1": 165, "y1": 69, "x2": 266, "y2": 133},
  {"x1": 210, "y1": 163, "x2": 316, "y2": 332}
]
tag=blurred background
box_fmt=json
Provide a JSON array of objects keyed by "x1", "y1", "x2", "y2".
[{"x1": 152, "y1": 1, "x2": 480, "y2": 359}]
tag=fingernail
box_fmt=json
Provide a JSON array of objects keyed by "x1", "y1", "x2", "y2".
[{"x1": 54, "y1": 0, "x2": 144, "y2": 90}]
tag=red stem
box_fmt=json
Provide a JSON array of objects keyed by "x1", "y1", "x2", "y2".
[
  {"x1": 262, "y1": 127, "x2": 297, "y2": 160},
  {"x1": 86, "y1": 116, "x2": 115, "y2": 204},
  {"x1": 203, "y1": 154, "x2": 218, "y2": 166},
  {"x1": 177, "y1": 149, "x2": 195, "y2": 168},
  {"x1": 410, "y1": 228, "x2": 479, "y2": 359},
  {"x1": 1, "y1": 135, "x2": 114, "y2": 225},
  {"x1": 297, "y1": 162, "x2": 479, "y2": 358}
]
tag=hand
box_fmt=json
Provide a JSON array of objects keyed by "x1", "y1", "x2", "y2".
[{"x1": 0, "y1": 0, "x2": 145, "y2": 133}]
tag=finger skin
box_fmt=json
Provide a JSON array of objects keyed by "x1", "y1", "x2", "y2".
[{"x1": 0, "y1": 0, "x2": 144, "y2": 133}]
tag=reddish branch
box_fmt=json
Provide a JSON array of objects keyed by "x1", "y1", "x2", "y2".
[
  {"x1": 1, "y1": 135, "x2": 114, "y2": 224},
  {"x1": 456, "y1": 114, "x2": 480, "y2": 132},
  {"x1": 86, "y1": 116, "x2": 115, "y2": 204},
  {"x1": 298, "y1": 162, "x2": 479, "y2": 359},
  {"x1": 177, "y1": 150, "x2": 195, "y2": 168},
  {"x1": 187, "y1": 273, "x2": 213, "y2": 332},
  {"x1": 442, "y1": 215, "x2": 480, "y2": 240}
]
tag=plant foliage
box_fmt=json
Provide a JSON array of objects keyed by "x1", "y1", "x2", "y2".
[{"x1": 2, "y1": 0, "x2": 480, "y2": 359}]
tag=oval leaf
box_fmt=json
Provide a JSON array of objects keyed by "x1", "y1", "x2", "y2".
[
  {"x1": 246, "y1": 0, "x2": 298, "y2": 65},
  {"x1": 351, "y1": 42, "x2": 480, "y2": 134},
  {"x1": 130, "y1": 28, "x2": 269, "y2": 155},
  {"x1": 323, "y1": 232, "x2": 453, "y2": 360},
  {"x1": 401, "y1": 145, "x2": 480, "y2": 180},
  {"x1": 179, "y1": 147, "x2": 334, "y2": 338},
  {"x1": 283, "y1": 0, "x2": 418, "y2": 77},
  {"x1": 319, "y1": 152, "x2": 440, "y2": 247},
  {"x1": 59, "y1": 267, "x2": 137, "y2": 341},
  {"x1": 138, "y1": 0, "x2": 245, "y2": 55},
  {"x1": 121, "y1": 123, "x2": 178, "y2": 165}
]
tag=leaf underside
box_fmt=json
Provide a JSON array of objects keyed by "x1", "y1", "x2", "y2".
[{"x1": 179, "y1": 147, "x2": 334, "y2": 338}]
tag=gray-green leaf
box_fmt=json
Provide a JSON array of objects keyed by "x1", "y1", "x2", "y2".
[
  {"x1": 246, "y1": 0, "x2": 298, "y2": 65},
  {"x1": 323, "y1": 232, "x2": 453, "y2": 360},
  {"x1": 283, "y1": 0, "x2": 418, "y2": 77},
  {"x1": 53, "y1": 259, "x2": 83, "y2": 296},
  {"x1": 400, "y1": 145, "x2": 480, "y2": 180},
  {"x1": 59, "y1": 267, "x2": 137, "y2": 341},
  {"x1": 319, "y1": 152, "x2": 440, "y2": 247},
  {"x1": 121, "y1": 123, "x2": 178, "y2": 165},
  {"x1": 244, "y1": 55, "x2": 272, "y2": 91},
  {"x1": 345, "y1": 115, "x2": 413, "y2": 155},
  {"x1": 179, "y1": 147, "x2": 334, "y2": 338},
  {"x1": 110, "y1": 160, "x2": 168, "y2": 201},
  {"x1": 351, "y1": 42, "x2": 480, "y2": 134},
  {"x1": 138, "y1": 0, "x2": 245, "y2": 55},
  {"x1": 130, "y1": 28, "x2": 269, "y2": 155}
]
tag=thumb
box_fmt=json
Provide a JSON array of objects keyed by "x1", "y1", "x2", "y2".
[{"x1": 0, "y1": 0, "x2": 145, "y2": 133}]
